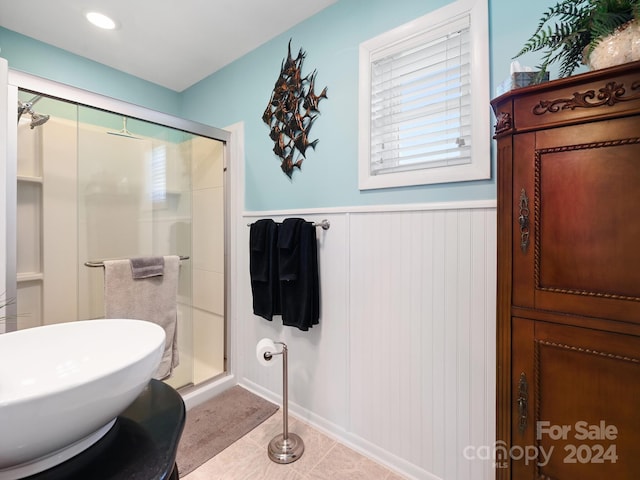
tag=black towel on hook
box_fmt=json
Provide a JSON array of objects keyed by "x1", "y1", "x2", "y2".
[
  {"x1": 278, "y1": 218, "x2": 319, "y2": 331},
  {"x1": 249, "y1": 219, "x2": 281, "y2": 320}
]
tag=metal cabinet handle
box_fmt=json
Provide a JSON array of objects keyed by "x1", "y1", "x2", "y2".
[{"x1": 517, "y1": 372, "x2": 528, "y2": 434}]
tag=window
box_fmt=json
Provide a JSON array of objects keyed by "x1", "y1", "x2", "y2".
[
  {"x1": 151, "y1": 144, "x2": 167, "y2": 206},
  {"x1": 358, "y1": 0, "x2": 490, "y2": 190}
]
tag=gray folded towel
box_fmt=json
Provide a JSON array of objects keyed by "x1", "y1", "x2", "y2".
[{"x1": 130, "y1": 256, "x2": 165, "y2": 278}]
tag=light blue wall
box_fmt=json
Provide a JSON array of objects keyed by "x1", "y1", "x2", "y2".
[
  {"x1": 1, "y1": 0, "x2": 563, "y2": 211},
  {"x1": 0, "y1": 27, "x2": 182, "y2": 116},
  {"x1": 184, "y1": 0, "x2": 482, "y2": 210},
  {"x1": 182, "y1": 0, "x2": 561, "y2": 211}
]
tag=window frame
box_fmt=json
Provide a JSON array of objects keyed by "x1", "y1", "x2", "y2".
[{"x1": 358, "y1": 0, "x2": 490, "y2": 190}]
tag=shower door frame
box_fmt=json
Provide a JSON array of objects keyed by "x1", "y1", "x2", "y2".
[{"x1": 5, "y1": 70, "x2": 233, "y2": 382}]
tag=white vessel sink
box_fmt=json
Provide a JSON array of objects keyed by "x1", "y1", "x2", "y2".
[{"x1": 0, "y1": 319, "x2": 165, "y2": 479}]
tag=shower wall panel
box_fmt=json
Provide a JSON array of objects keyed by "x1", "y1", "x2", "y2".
[
  {"x1": 16, "y1": 113, "x2": 43, "y2": 329},
  {"x1": 191, "y1": 137, "x2": 225, "y2": 383},
  {"x1": 42, "y1": 118, "x2": 77, "y2": 325},
  {"x1": 151, "y1": 139, "x2": 193, "y2": 389},
  {"x1": 78, "y1": 126, "x2": 154, "y2": 319},
  {"x1": 15, "y1": 95, "x2": 79, "y2": 330}
]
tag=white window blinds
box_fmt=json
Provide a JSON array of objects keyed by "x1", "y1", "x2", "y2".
[
  {"x1": 151, "y1": 144, "x2": 167, "y2": 205},
  {"x1": 358, "y1": 0, "x2": 489, "y2": 190},
  {"x1": 370, "y1": 15, "x2": 471, "y2": 176}
]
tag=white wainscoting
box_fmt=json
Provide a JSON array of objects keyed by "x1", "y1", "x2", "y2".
[{"x1": 236, "y1": 203, "x2": 496, "y2": 480}]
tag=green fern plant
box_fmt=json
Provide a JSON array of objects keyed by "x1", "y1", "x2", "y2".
[{"x1": 514, "y1": 0, "x2": 640, "y2": 78}]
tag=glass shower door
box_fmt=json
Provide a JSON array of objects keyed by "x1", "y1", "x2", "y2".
[
  {"x1": 77, "y1": 108, "x2": 196, "y2": 388},
  {"x1": 13, "y1": 90, "x2": 226, "y2": 390}
]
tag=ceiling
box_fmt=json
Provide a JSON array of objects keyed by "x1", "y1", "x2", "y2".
[{"x1": 0, "y1": 0, "x2": 337, "y2": 92}]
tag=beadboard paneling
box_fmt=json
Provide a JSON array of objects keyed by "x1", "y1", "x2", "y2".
[
  {"x1": 238, "y1": 205, "x2": 496, "y2": 480},
  {"x1": 348, "y1": 208, "x2": 495, "y2": 479}
]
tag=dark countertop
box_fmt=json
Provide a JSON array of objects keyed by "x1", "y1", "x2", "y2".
[{"x1": 25, "y1": 379, "x2": 185, "y2": 480}]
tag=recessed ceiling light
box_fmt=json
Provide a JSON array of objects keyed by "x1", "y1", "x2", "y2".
[{"x1": 86, "y1": 12, "x2": 118, "y2": 30}]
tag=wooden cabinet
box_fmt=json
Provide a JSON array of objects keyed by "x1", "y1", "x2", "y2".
[{"x1": 492, "y1": 61, "x2": 640, "y2": 479}]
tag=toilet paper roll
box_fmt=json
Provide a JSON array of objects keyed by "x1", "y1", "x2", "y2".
[{"x1": 256, "y1": 338, "x2": 277, "y2": 367}]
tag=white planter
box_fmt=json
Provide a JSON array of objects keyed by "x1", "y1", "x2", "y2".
[{"x1": 587, "y1": 19, "x2": 640, "y2": 70}]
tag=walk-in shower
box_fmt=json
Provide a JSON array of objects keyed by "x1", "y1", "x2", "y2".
[{"x1": 6, "y1": 76, "x2": 231, "y2": 392}]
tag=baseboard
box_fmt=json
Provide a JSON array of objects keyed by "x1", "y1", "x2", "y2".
[{"x1": 239, "y1": 377, "x2": 440, "y2": 480}]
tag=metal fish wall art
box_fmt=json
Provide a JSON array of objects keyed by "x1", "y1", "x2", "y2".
[{"x1": 263, "y1": 40, "x2": 327, "y2": 178}]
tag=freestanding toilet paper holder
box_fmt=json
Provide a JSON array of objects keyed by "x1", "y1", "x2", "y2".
[{"x1": 262, "y1": 341, "x2": 305, "y2": 464}]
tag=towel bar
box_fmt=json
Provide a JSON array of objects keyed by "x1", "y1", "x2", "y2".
[
  {"x1": 247, "y1": 219, "x2": 330, "y2": 230},
  {"x1": 84, "y1": 256, "x2": 190, "y2": 268}
]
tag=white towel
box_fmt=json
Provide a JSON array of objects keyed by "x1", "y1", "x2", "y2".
[{"x1": 103, "y1": 255, "x2": 180, "y2": 380}]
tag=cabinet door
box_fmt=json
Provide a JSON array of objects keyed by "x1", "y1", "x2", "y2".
[
  {"x1": 511, "y1": 317, "x2": 640, "y2": 479},
  {"x1": 512, "y1": 117, "x2": 640, "y2": 325}
]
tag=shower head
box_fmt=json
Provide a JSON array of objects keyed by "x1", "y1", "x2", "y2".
[
  {"x1": 107, "y1": 117, "x2": 141, "y2": 139},
  {"x1": 30, "y1": 112, "x2": 50, "y2": 129},
  {"x1": 17, "y1": 95, "x2": 49, "y2": 128}
]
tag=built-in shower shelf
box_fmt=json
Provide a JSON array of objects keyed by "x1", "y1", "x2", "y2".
[
  {"x1": 17, "y1": 175, "x2": 43, "y2": 184},
  {"x1": 17, "y1": 272, "x2": 44, "y2": 283}
]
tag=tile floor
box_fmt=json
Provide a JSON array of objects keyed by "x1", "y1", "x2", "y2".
[{"x1": 182, "y1": 412, "x2": 406, "y2": 480}]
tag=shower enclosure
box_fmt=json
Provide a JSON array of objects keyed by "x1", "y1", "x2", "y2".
[{"x1": 7, "y1": 77, "x2": 230, "y2": 391}]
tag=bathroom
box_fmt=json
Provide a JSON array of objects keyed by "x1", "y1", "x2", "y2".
[{"x1": 0, "y1": 1, "x2": 562, "y2": 479}]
